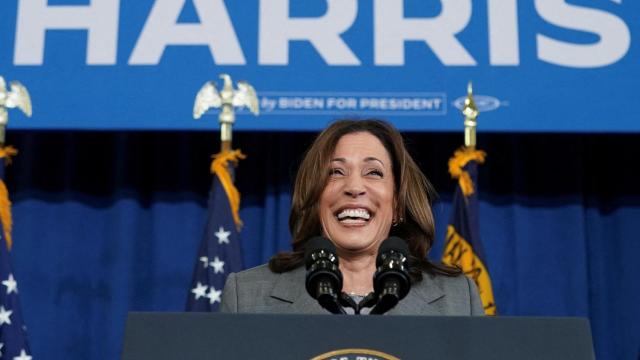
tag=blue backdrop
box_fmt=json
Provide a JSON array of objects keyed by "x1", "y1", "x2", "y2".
[
  {"x1": 4, "y1": 130, "x2": 640, "y2": 360},
  {"x1": 0, "y1": 0, "x2": 638, "y2": 131}
]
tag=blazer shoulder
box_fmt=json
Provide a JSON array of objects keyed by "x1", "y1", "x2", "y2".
[
  {"x1": 440, "y1": 273, "x2": 484, "y2": 315},
  {"x1": 406, "y1": 272, "x2": 484, "y2": 316},
  {"x1": 233, "y1": 263, "x2": 279, "y2": 282},
  {"x1": 221, "y1": 264, "x2": 308, "y2": 313},
  {"x1": 225, "y1": 264, "x2": 284, "y2": 302},
  {"x1": 221, "y1": 264, "x2": 276, "y2": 313}
]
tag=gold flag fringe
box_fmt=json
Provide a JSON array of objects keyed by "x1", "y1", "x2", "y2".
[
  {"x1": 210, "y1": 149, "x2": 246, "y2": 230},
  {"x1": 448, "y1": 146, "x2": 486, "y2": 197},
  {"x1": 0, "y1": 146, "x2": 18, "y2": 250}
]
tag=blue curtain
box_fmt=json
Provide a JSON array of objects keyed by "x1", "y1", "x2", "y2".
[{"x1": 5, "y1": 131, "x2": 639, "y2": 360}]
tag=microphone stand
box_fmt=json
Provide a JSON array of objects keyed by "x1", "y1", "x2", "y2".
[
  {"x1": 314, "y1": 279, "x2": 346, "y2": 314},
  {"x1": 370, "y1": 276, "x2": 404, "y2": 315}
]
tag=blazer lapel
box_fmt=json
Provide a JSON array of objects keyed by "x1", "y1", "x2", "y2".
[
  {"x1": 386, "y1": 274, "x2": 445, "y2": 315},
  {"x1": 269, "y1": 266, "x2": 327, "y2": 314}
]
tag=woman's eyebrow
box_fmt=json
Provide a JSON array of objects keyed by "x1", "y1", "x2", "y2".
[
  {"x1": 363, "y1": 157, "x2": 384, "y2": 166},
  {"x1": 330, "y1": 157, "x2": 385, "y2": 166}
]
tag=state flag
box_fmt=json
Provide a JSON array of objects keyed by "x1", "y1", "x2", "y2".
[{"x1": 442, "y1": 147, "x2": 497, "y2": 315}]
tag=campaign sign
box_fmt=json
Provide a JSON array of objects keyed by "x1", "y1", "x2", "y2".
[{"x1": 0, "y1": 0, "x2": 637, "y2": 132}]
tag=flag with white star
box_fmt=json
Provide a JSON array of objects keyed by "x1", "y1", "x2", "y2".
[
  {"x1": 0, "y1": 149, "x2": 33, "y2": 359},
  {"x1": 186, "y1": 150, "x2": 245, "y2": 312}
]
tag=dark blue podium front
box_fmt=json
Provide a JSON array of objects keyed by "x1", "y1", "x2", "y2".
[{"x1": 121, "y1": 313, "x2": 594, "y2": 359}]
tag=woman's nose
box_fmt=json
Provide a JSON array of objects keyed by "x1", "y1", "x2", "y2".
[{"x1": 344, "y1": 175, "x2": 366, "y2": 197}]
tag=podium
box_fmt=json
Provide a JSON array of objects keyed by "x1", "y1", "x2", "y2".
[{"x1": 122, "y1": 313, "x2": 594, "y2": 359}]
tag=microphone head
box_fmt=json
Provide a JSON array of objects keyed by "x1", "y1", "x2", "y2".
[
  {"x1": 374, "y1": 236, "x2": 411, "y2": 302},
  {"x1": 305, "y1": 236, "x2": 338, "y2": 269},
  {"x1": 304, "y1": 236, "x2": 343, "y2": 301},
  {"x1": 376, "y1": 236, "x2": 409, "y2": 266}
]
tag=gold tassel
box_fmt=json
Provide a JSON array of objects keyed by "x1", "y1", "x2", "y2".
[
  {"x1": 448, "y1": 146, "x2": 486, "y2": 197},
  {"x1": 0, "y1": 146, "x2": 18, "y2": 164},
  {"x1": 0, "y1": 146, "x2": 18, "y2": 250},
  {"x1": 210, "y1": 149, "x2": 246, "y2": 230}
]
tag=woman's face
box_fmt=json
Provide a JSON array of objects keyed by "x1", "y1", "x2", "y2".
[{"x1": 319, "y1": 131, "x2": 395, "y2": 256}]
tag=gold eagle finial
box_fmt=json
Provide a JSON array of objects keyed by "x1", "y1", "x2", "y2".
[
  {"x1": 0, "y1": 76, "x2": 32, "y2": 145},
  {"x1": 193, "y1": 73, "x2": 259, "y2": 151}
]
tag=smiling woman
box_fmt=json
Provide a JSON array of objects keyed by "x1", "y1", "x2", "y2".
[
  {"x1": 321, "y1": 133, "x2": 395, "y2": 253},
  {"x1": 318, "y1": 132, "x2": 396, "y2": 295},
  {"x1": 220, "y1": 119, "x2": 483, "y2": 315}
]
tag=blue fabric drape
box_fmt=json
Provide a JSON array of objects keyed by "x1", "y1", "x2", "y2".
[{"x1": 4, "y1": 131, "x2": 639, "y2": 360}]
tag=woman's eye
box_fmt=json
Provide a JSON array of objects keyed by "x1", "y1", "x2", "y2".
[
  {"x1": 367, "y1": 169, "x2": 383, "y2": 177},
  {"x1": 329, "y1": 168, "x2": 345, "y2": 176}
]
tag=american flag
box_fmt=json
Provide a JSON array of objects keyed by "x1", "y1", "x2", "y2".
[
  {"x1": 186, "y1": 151, "x2": 244, "y2": 312},
  {"x1": 0, "y1": 151, "x2": 33, "y2": 360}
]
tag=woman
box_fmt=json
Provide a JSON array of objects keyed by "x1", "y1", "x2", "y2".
[{"x1": 221, "y1": 119, "x2": 483, "y2": 315}]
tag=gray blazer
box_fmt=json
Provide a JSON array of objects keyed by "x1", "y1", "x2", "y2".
[{"x1": 220, "y1": 264, "x2": 484, "y2": 316}]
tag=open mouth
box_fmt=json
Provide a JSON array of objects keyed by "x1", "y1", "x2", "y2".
[{"x1": 335, "y1": 208, "x2": 372, "y2": 224}]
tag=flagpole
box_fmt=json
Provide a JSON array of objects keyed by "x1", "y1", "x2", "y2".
[
  {"x1": 192, "y1": 73, "x2": 259, "y2": 228},
  {"x1": 463, "y1": 81, "x2": 478, "y2": 149},
  {"x1": 0, "y1": 75, "x2": 33, "y2": 357},
  {"x1": 441, "y1": 81, "x2": 497, "y2": 315},
  {"x1": 219, "y1": 102, "x2": 233, "y2": 153},
  {"x1": 217, "y1": 74, "x2": 237, "y2": 153},
  {"x1": 187, "y1": 74, "x2": 258, "y2": 311},
  {"x1": 0, "y1": 75, "x2": 31, "y2": 249}
]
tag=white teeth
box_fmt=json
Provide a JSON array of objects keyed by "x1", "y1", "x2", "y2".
[{"x1": 337, "y1": 208, "x2": 371, "y2": 220}]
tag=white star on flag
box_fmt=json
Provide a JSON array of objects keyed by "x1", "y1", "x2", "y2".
[
  {"x1": 0, "y1": 306, "x2": 13, "y2": 326},
  {"x1": 207, "y1": 287, "x2": 222, "y2": 304},
  {"x1": 13, "y1": 349, "x2": 32, "y2": 360},
  {"x1": 0, "y1": 343, "x2": 3, "y2": 357},
  {"x1": 199, "y1": 256, "x2": 209, "y2": 268},
  {"x1": 191, "y1": 282, "x2": 208, "y2": 300},
  {"x1": 2, "y1": 274, "x2": 18, "y2": 295},
  {"x1": 215, "y1": 226, "x2": 231, "y2": 244},
  {"x1": 209, "y1": 256, "x2": 225, "y2": 274}
]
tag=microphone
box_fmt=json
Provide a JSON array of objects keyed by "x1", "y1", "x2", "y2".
[
  {"x1": 370, "y1": 237, "x2": 411, "y2": 315},
  {"x1": 305, "y1": 236, "x2": 345, "y2": 314}
]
